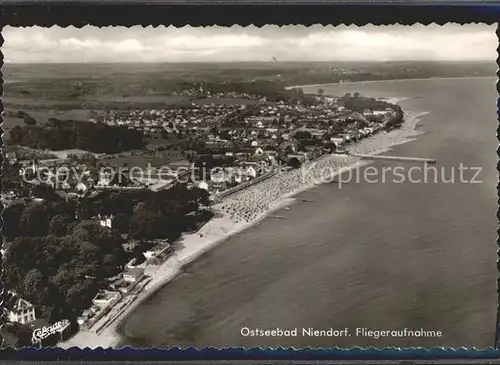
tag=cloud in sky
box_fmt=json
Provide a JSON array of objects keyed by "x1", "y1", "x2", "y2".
[{"x1": 3, "y1": 24, "x2": 496, "y2": 63}]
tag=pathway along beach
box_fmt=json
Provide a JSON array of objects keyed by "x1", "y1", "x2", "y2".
[
  {"x1": 61, "y1": 105, "x2": 425, "y2": 350},
  {"x1": 66, "y1": 77, "x2": 497, "y2": 349}
]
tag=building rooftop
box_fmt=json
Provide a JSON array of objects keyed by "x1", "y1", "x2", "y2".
[
  {"x1": 5, "y1": 291, "x2": 34, "y2": 313},
  {"x1": 93, "y1": 290, "x2": 120, "y2": 302},
  {"x1": 123, "y1": 267, "x2": 145, "y2": 279}
]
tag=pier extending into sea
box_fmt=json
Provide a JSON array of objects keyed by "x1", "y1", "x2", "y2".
[{"x1": 348, "y1": 153, "x2": 436, "y2": 165}]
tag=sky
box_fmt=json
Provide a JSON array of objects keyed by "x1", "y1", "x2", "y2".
[{"x1": 3, "y1": 24, "x2": 497, "y2": 63}]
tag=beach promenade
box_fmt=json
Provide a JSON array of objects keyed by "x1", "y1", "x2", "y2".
[{"x1": 59, "y1": 109, "x2": 427, "y2": 349}]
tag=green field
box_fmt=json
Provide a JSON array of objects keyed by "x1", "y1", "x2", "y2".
[
  {"x1": 3, "y1": 61, "x2": 495, "y2": 146},
  {"x1": 5, "y1": 61, "x2": 494, "y2": 106}
]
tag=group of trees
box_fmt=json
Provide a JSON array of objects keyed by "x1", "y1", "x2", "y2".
[
  {"x1": 340, "y1": 93, "x2": 401, "y2": 114},
  {"x1": 292, "y1": 130, "x2": 337, "y2": 153},
  {"x1": 16, "y1": 110, "x2": 37, "y2": 125},
  {"x1": 3, "y1": 183, "x2": 212, "y2": 323},
  {"x1": 172, "y1": 80, "x2": 319, "y2": 106},
  {"x1": 4, "y1": 110, "x2": 38, "y2": 125},
  {"x1": 272, "y1": 66, "x2": 461, "y2": 87},
  {"x1": 1, "y1": 322, "x2": 35, "y2": 347},
  {"x1": 185, "y1": 80, "x2": 293, "y2": 102},
  {"x1": 4, "y1": 211, "x2": 127, "y2": 322},
  {"x1": 193, "y1": 154, "x2": 238, "y2": 180},
  {"x1": 340, "y1": 93, "x2": 404, "y2": 128},
  {"x1": 79, "y1": 184, "x2": 211, "y2": 241},
  {"x1": 3, "y1": 162, "x2": 24, "y2": 191},
  {"x1": 287, "y1": 87, "x2": 317, "y2": 106},
  {"x1": 9, "y1": 118, "x2": 146, "y2": 153},
  {"x1": 287, "y1": 157, "x2": 302, "y2": 169},
  {"x1": 3, "y1": 195, "x2": 77, "y2": 240}
]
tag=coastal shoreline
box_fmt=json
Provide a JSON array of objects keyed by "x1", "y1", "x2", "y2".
[
  {"x1": 59, "y1": 106, "x2": 428, "y2": 350},
  {"x1": 284, "y1": 75, "x2": 493, "y2": 91},
  {"x1": 60, "y1": 109, "x2": 428, "y2": 350}
]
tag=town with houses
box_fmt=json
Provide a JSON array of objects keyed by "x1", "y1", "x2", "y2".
[{"x1": 2, "y1": 86, "x2": 403, "y2": 347}]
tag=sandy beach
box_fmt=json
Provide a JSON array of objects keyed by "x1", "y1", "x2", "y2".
[{"x1": 59, "y1": 108, "x2": 428, "y2": 349}]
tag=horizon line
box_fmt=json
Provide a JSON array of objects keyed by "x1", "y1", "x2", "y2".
[{"x1": 4, "y1": 60, "x2": 493, "y2": 65}]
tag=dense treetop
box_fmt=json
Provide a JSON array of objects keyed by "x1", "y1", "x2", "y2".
[
  {"x1": 9, "y1": 118, "x2": 145, "y2": 153},
  {"x1": 4, "y1": 183, "x2": 211, "y2": 323}
]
